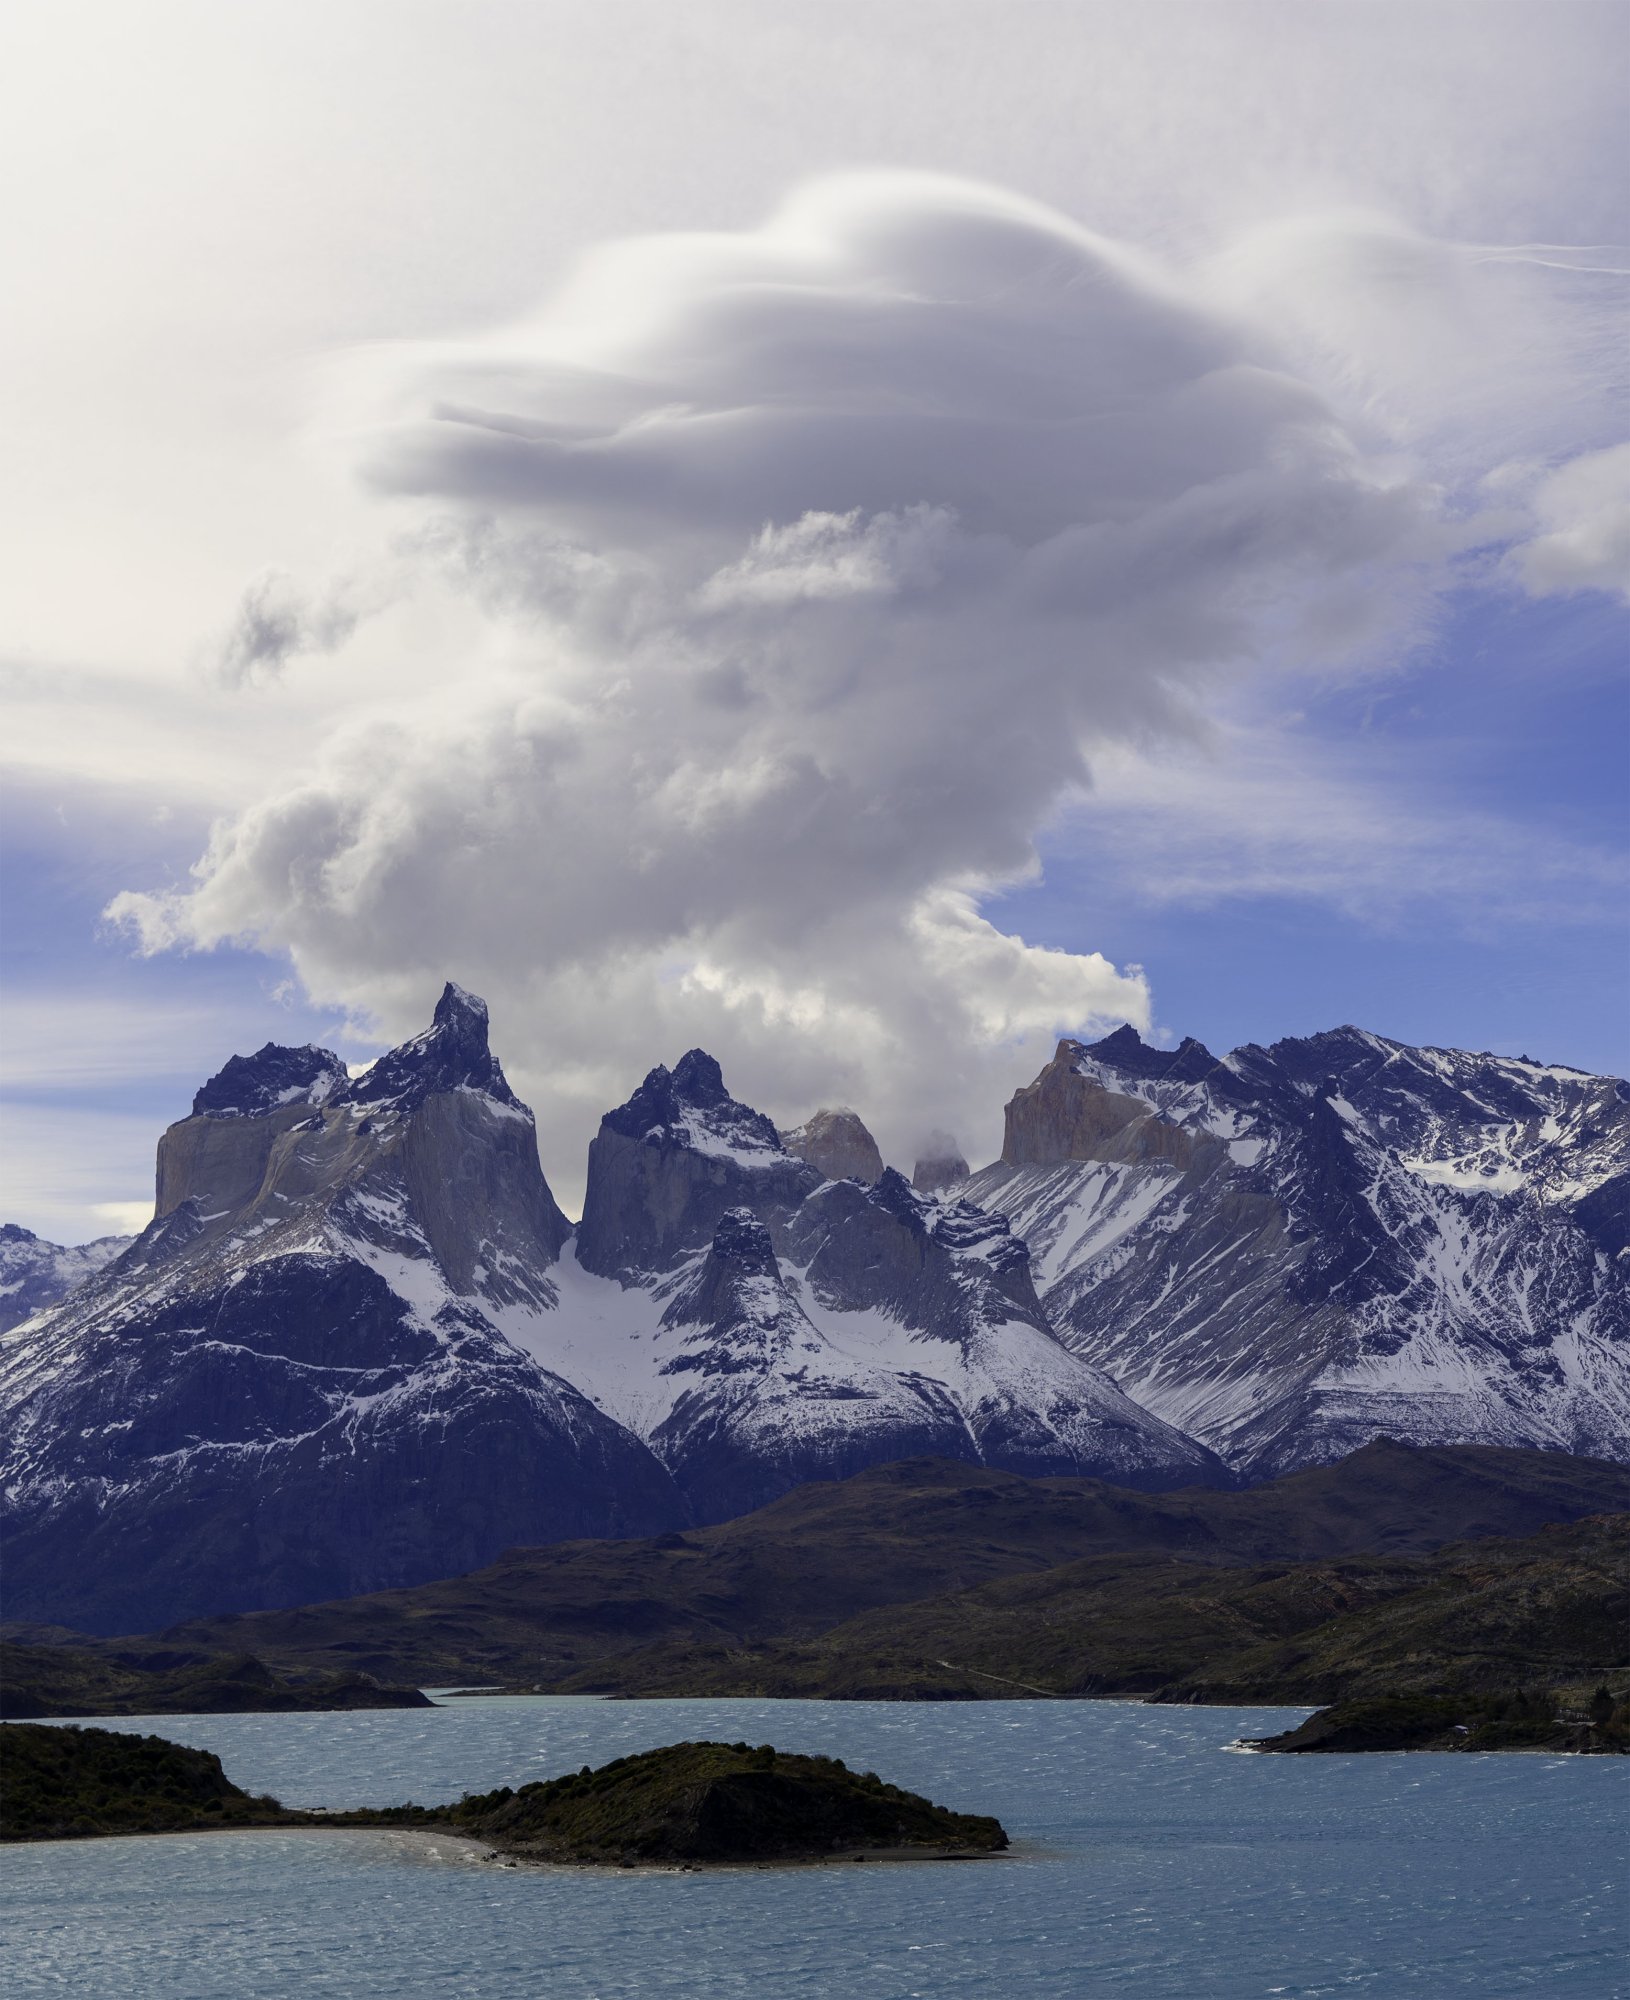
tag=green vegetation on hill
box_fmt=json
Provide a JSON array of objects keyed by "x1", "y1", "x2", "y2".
[
  {"x1": 547, "y1": 1514, "x2": 1630, "y2": 1706},
  {"x1": 358, "y1": 1741, "x2": 1008, "y2": 1864},
  {"x1": 1250, "y1": 1687, "x2": 1630, "y2": 1754},
  {"x1": 0, "y1": 1724, "x2": 298, "y2": 1839},
  {"x1": 0, "y1": 1644, "x2": 432, "y2": 1718},
  {"x1": 1, "y1": 1726, "x2": 1006, "y2": 1864},
  {"x1": 123, "y1": 1445, "x2": 1630, "y2": 1690}
]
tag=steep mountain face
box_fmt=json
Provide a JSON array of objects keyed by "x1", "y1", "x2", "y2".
[
  {"x1": 0, "y1": 1226, "x2": 133, "y2": 1335},
  {"x1": 511, "y1": 1065, "x2": 1228, "y2": 1514},
  {"x1": 965, "y1": 1026, "x2": 1630, "y2": 1477},
  {"x1": 912, "y1": 1131, "x2": 969, "y2": 1194},
  {"x1": 574, "y1": 1051, "x2": 821, "y2": 1280},
  {"x1": 779, "y1": 1107, "x2": 885, "y2": 1185},
  {"x1": 0, "y1": 986, "x2": 681, "y2": 1633},
  {"x1": 645, "y1": 1208, "x2": 974, "y2": 1519}
]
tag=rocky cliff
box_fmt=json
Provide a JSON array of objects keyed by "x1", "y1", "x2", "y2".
[
  {"x1": 575, "y1": 1050, "x2": 821, "y2": 1280},
  {"x1": 0, "y1": 987, "x2": 680, "y2": 1632},
  {"x1": 966, "y1": 1025, "x2": 1630, "y2": 1477},
  {"x1": 512, "y1": 1057, "x2": 1229, "y2": 1514},
  {"x1": 779, "y1": 1108, "x2": 886, "y2": 1185}
]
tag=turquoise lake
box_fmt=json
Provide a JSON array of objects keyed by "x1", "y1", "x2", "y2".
[{"x1": 3, "y1": 1697, "x2": 1623, "y2": 1997}]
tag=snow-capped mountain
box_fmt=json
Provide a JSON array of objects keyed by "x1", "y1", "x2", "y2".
[
  {"x1": 0, "y1": 1225, "x2": 133, "y2": 1335},
  {"x1": 963, "y1": 1026, "x2": 1630, "y2": 1478},
  {"x1": 9, "y1": 989, "x2": 1620, "y2": 1634},
  {"x1": 505, "y1": 1054, "x2": 1227, "y2": 1510},
  {"x1": 0, "y1": 986, "x2": 683, "y2": 1633}
]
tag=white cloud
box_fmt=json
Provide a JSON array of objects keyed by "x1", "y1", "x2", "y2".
[
  {"x1": 93, "y1": 1200, "x2": 154, "y2": 1236},
  {"x1": 1063, "y1": 729, "x2": 1630, "y2": 931},
  {"x1": 1514, "y1": 443, "x2": 1630, "y2": 602},
  {"x1": 105, "y1": 174, "x2": 1469, "y2": 1184}
]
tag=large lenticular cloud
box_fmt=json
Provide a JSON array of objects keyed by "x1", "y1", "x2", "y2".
[{"x1": 112, "y1": 173, "x2": 1457, "y2": 1190}]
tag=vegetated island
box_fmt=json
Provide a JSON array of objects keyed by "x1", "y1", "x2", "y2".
[
  {"x1": 0, "y1": 1725, "x2": 1008, "y2": 1865},
  {"x1": 0, "y1": 1642, "x2": 431, "y2": 1718},
  {"x1": 1247, "y1": 1686, "x2": 1630, "y2": 1755}
]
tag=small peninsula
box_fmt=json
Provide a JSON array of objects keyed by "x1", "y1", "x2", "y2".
[
  {"x1": 0, "y1": 1642, "x2": 433, "y2": 1719},
  {"x1": 1, "y1": 1726, "x2": 1009, "y2": 1864},
  {"x1": 0, "y1": 1725, "x2": 306, "y2": 1839},
  {"x1": 1249, "y1": 1688, "x2": 1630, "y2": 1754}
]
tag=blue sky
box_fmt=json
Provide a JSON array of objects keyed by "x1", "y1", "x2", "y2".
[
  {"x1": 999, "y1": 583, "x2": 1630, "y2": 1077},
  {"x1": 1, "y1": 1, "x2": 1626, "y2": 1240}
]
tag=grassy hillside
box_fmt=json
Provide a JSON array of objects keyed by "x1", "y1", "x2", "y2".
[
  {"x1": 118, "y1": 1444, "x2": 1629, "y2": 1688},
  {"x1": 0, "y1": 1645, "x2": 432, "y2": 1719},
  {"x1": 0, "y1": 1725, "x2": 299, "y2": 1839},
  {"x1": 2, "y1": 1727, "x2": 1006, "y2": 1862},
  {"x1": 549, "y1": 1514, "x2": 1629, "y2": 1705},
  {"x1": 1250, "y1": 1688, "x2": 1630, "y2": 1753},
  {"x1": 356, "y1": 1741, "x2": 1009, "y2": 1863}
]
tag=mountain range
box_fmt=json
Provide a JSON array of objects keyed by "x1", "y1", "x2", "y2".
[{"x1": 2, "y1": 985, "x2": 1625, "y2": 1632}]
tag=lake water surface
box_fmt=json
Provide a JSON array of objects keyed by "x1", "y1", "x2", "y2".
[{"x1": 3, "y1": 1696, "x2": 1622, "y2": 1998}]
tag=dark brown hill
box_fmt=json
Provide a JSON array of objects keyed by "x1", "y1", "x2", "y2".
[
  {"x1": 125, "y1": 1442, "x2": 1629, "y2": 1687},
  {"x1": 0, "y1": 1644, "x2": 431, "y2": 1719},
  {"x1": 557, "y1": 1514, "x2": 1629, "y2": 1705}
]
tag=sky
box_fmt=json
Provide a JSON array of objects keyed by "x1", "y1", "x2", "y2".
[{"x1": 1, "y1": 0, "x2": 1626, "y2": 1240}]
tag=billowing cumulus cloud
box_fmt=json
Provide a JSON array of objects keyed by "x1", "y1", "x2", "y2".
[{"x1": 108, "y1": 173, "x2": 1604, "y2": 1193}]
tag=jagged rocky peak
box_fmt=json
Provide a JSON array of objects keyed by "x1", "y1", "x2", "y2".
[
  {"x1": 1000, "y1": 1033, "x2": 1216, "y2": 1170},
  {"x1": 576, "y1": 1052, "x2": 821, "y2": 1281},
  {"x1": 345, "y1": 982, "x2": 523, "y2": 1116},
  {"x1": 0, "y1": 1225, "x2": 134, "y2": 1335},
  {"x1": 660, "y1": 1207, "x2": 791, "y2": 1337},
  {"x1": 192, "y1": 1043, "x2": 348, "y2": 1119},
  {"x1": 779, "y1": 1107, "x2": 884, "y2": 1184},
  {"x1": 912, "y1": 1130, "x2": 969, "y2": 1193},
  {"x1": 968, "y1": 1022, "x2": 1630, "y2": 1480},
  {"x1": 153, "y1": 982, "x2": 571, "y2": 1276},
  {"x1": 603, "y1": 1049, "x2": 782, "y2": 1158},
  {"x1": 786, "y1": 1166, "x2": 1041, "y2": 1328}
]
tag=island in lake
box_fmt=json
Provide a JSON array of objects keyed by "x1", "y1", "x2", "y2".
[{"x1": 0, "y1": 1725, "x2": 1009, "y2": 1865}]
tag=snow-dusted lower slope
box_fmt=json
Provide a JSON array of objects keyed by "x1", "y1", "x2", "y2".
[
  {"x1": 0, "y1": 987, "x2": 682, "y2": 1633},
  {"x1": 0, "y1": 1225, "x2": 132, "y2": 1334},
  {"x1": 964, "y1": 1027, "x2": 1630, "y2": 1477}
]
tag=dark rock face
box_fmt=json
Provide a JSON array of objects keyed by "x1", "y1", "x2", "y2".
[
  {"x1": 1, "y1": 1251, "x2": 682, "y2": 1635},
  {"x1": 912, "y1": 1131, "x2": 969, "y2": 1193},
  {"x1": 0, "y1": 991, "x2": 677, "y2": 1632},
  {"x1": 777, "y1": 1171, "x2": 1229, "y2": 1490},
  {"x1": 0, "y1": 1225, "x2": 131, "y2": 1334},
  {"x1": 192, "y1": 1043, "x2": 348, "y2": 1118},
  {"x1": 787, "y1": 1170, "x2": 1047, "y2": 1336},
  {"x1": 345, "y1": 983, "x2": 523, "y2": 1114},
  {"x1": 570, "y1": 1057, "x2": 1227, "y2": 1516},
  {"x1": 780, "y1": 1108, "x2": 885, "y2": 1185},
  {"x1": 576, "y1": 1051, "x2": 820, "y2": 1280},
  {"x1": 969, "y1": 1026, "x2": 1630, "y2": 1477},
  {"x1": 646, "y1": 1209, "x2": 974, "y2": 1522}
]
